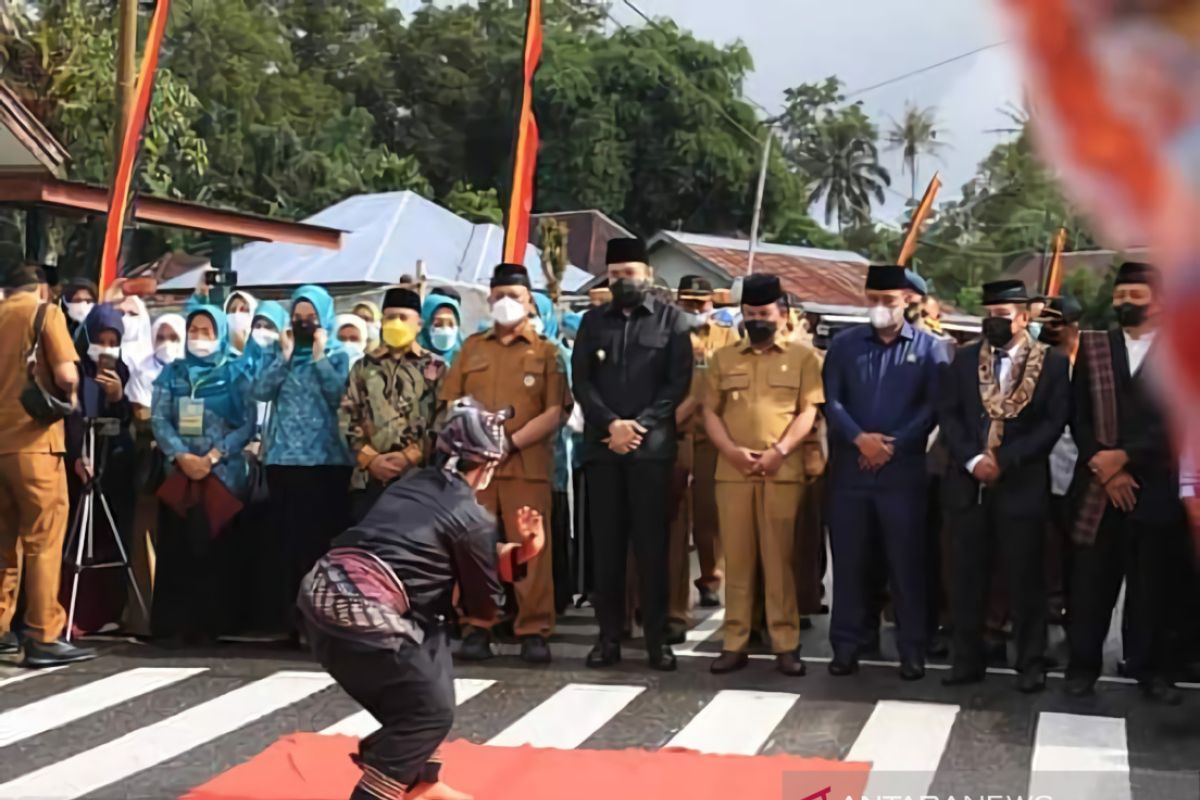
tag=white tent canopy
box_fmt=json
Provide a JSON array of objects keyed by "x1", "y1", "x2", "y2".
[{"x1": 159, "y1": 191, "x2": 592, "y2": 293}]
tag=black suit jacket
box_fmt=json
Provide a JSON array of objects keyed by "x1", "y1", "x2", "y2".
[
  {"x1": 1069, "y1": 328, "x2": 1182, "y2": 525},
  {"x1": 938, "y1": 341, "x2": 1071, "y2": 517}
]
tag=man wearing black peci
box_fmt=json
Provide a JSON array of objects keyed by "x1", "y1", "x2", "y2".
[
  {"x1": 938, "y1": 279, "x2": 1070, "y2": 693},
  {"x1": 571, "y1": 237, "x2": 693, "y2": 671}
]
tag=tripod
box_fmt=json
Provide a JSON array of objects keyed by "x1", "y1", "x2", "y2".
[{"x1": 63, "y1": 418, "x2": 147, "y2": 641}]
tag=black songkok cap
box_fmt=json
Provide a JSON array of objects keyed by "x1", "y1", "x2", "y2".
[
  {"x1": 491, "y1": 262, "x2": 532, "y2": 289},
  {"x1": 1047, "y1": 294, "x2": 1084, "y2": 324},
  {"x1": 865, "y1": 265, "x2": 909, "y2": 291},
  {"x1": 741, "y1": 273, "x2": 783, "y2": 307},
  {"x1": 1114, "y1": 261, "x2": 1159, "y2": 287},
  {"x1": 678, "y1": 275, "x2": 714, "y2": 299},
  {"x1": 382, "y1": 287, "x2": 422, "y2": 313},
  {"x1": 605, "y1": 237, "x2": 648, "y2": 265},
  {"x1": 981, "y1": 279, "x2": 1030, "y2": 306}
]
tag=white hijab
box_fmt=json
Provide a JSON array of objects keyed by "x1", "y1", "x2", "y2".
[
  {"x1": 128, "y1": 313, "x2": 186, "y2": 408},
  {"x1": 117, "y1": 296, "x2": 154, "y2": 370}
]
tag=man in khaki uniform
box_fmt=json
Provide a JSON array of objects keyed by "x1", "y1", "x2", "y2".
[
  {"x1": 441, "y1": 263, "x2": 570, "y2": 664},
  {"x1": 666, "y1": 276, "x2": 738, "y2": 640},
  {"x1": 704, "y1": 274, "x2": 823, "y2": 676},
  {"x1": 0, "y1": 266, "x2": 95, "y2": 667}
]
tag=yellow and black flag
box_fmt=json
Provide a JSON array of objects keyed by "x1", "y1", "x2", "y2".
[
  {"x1": 502, "y1": 0, "x2": 544, "y2": 265},
  {"x1": 1044, "y1": 226, "x2": 1067, "y2": 297},
  {"x1": 99, "y1": 0, "x2": 172, "y2": 295},
  {"x1": 897, "y1": 172, "x2": 941, "y2": 267}
]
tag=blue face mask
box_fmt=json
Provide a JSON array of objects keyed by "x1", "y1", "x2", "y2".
[
  {"x1": 1027, "y1": 321, "x2": 1043, "y2": 342},
  {"x1": 430, "y1": 326, "x2": 458, "y2": 352}
]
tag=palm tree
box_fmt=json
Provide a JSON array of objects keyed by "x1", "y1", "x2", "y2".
[
  {"x1": 799, "y1": 127, "x2": 891, "y2": 232},
  {"x1": 885, "y1": 102, "x2": 949, "y2": 199}
]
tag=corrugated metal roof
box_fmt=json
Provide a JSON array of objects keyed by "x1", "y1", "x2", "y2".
[{"x1": 160, "y1": 191, "x2": 591, "y2": 292}]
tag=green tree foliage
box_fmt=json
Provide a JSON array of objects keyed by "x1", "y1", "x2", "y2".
[{"x1": 885, "y1": 102, "x2": 948, "y2": 199}]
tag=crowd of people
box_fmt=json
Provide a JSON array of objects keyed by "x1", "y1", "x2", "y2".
[{"x1": 0, "y1": 240, "x2": 1194, "y2": 707}]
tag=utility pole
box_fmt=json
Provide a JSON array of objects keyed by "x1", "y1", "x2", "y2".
[
  {"x1": 114, "y1": 0, "x2": 139, "y2": 164},
  {"x1": 746, "y1": 130, "x2": 772, "y2": 275}
]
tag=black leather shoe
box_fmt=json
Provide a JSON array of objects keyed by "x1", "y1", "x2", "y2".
[
  {"x1": 799, "y1": 617, "x2": 813, "y2": 631},
  {"x1": 520, "y1": 635, "x2": 551, "y2": 664},
  {"x1": 1063, "y1": 676, "x2": 1095, "y2": 697},
  {"x1": 776, "y1": 650, "x2": 807, "y2": 677},
  {"x1": 1017, "y1": 670, "x2": 1047, "y2": 694},
  {"x1": 711, "y1": 650, "x2": 749, "y2": 674},
  {"x1": 0, "y1": 631, "x2": 19, "y2": 655},
  {"x1": 664, "y1": 620, "x2": 688, "y2": 646},
  {"x1": 648, "y1": 645, "x2": 677, "y2": 672},
  {"x1": 899, "y1": 658, "x2": 926, "y2": 682},
  {"x1": 21, "y1": 638, "x2": 96, "y2": 669},
  {"x1": 1140, "y1": 679, "x2": 1183, "y2": 706},
  {"x1": 586, "y1": 640, "x2": 621, "y2": 668},
  {"x1": 456, "y1": 629, "x2": 494, "y2": 661},
  {"x1": 942, "y1": 669, "x2": 985, "y2": 687},
  {"x1": 827, "y1": 657, "x2": 859, "y2": 677},
  {"x1": 695, "y1": 580, "x2": 721, "y2": 608}
]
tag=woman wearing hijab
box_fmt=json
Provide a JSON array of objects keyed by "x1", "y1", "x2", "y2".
[
  {"x1": 253, "y1": 285, "x2": 353, "y2": 637},
  {"x1": 236, "y1": 301, "x2": 288, "y2": 382},
  {"x1": 188, "y1": 277, "x2": 258, "y2": 357},
  {"x1": 122, "y1": 313, "x2": 185, "y2": 635},
  {"x1": 150, "y1": 306, "x2": 255, "y2": 642},
  {"x1": 335, "y1": 313, "x2": 369, "y2": 366},
  {"x1": 64, "y1": 304, "x2": 136, "y2": 635},
  {"x1": 60, "y1": 278, "x2": 98, "y2": 341},
  {"x1": 416, "y1": 291, "x2": 463, "y2": 366},
  {"x1": 352, "y1": 300, "x2": 382, "y2": 351}
]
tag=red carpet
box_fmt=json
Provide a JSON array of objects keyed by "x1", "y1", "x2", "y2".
[{"x1": 182, "y1": 734, "x2": 870, "y2": 800}]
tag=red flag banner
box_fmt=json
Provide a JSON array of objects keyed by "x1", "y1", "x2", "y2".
[
  {"x1": 897, "y1": 172, "x2": 941, "y2": 267},
  {"x1": 1044, "y1": 226, "x2": 1068, "y2": 297},
  {"x1": 98, "y1": 0, "x2": 172, "y2": 295},
  {"x1": 502, "y1": 0, "x2": 543, "y2": 266}
]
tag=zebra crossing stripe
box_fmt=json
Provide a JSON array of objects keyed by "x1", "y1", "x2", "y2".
[
  {"x1": 0, "y1": 667, "x2": 205, "y2": 748},
  {"x1": 0, "y1": 670, "x2": 335, "y2": 800},
  {"x1": 1030, "y1": 712, "x2": 1131, "y2": 800},
  {"x1": 666, "y1": 689, "x2": 798, "y2": 755},
  {"x1": 0, "y1": 666, "x2": 63, "y2": 690},
  {"x1": 672, "y1": 610, "x2": 724, "y2": 655},
  {"x1": 845, "y1": 700, "x2": 959, "y2": 798},
  {"x1": 487, "y1": 683, "x2": 645, "y2": 749},
  {"x1": 321, "y1": 678, "x2": 497, "y2": 738}
]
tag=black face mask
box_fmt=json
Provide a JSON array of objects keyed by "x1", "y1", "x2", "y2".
[
  {"x1": 1038, "y1": 324, "x2": 1064, "y2": 346},
  {"x1": 610, "y1": 278, "x2": 646, "y2": 310},
  {"x1": 904, "y1": 303, "x2": 922, "y2": 324},
  {"x1": 982, "y1": 316, "x2": 1015, "y2": 348},
  {"x1": 292, "y1": 318, "x2": 319, "y2": 345},
  {"x1": 744, "y1": 319, "x2": 777, "y2": 345},
  {"x1": 1115, "y1": 302, "x2": 1148, "y2": 329}
]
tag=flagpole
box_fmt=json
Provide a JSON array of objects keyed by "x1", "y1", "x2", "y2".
[
  {"x1": 746, "y1": 132, "x2": 771, "y2": 275},
  {"x1": 897, "y1": 172, "x2": 941, "y2": 266}
]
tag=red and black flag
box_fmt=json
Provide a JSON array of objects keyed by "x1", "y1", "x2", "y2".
[
  {"x1": 502, "y1": 0, "x2": 543, "y2": 266},
  {"x1": 98, "y1": 0, "x2": 172, "y2": 295}
]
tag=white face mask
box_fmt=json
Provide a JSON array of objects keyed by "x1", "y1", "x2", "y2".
[
  {"x1": 367, "y1": 321, "x2": 381, "y2": 342},
  {"x1": 491, "y1": 296, "x2": 527, "y2": 327},
  {"x1": 187, "y1": 338, "x2": 219, "y2": 358},
  {"x1": 87, "y1": 344, "x2": 120, "y2": 364},
  {"x1": 66, "y1": 301, "x2": 94, "y2": 324},
  {"x1": 251, "y1": 328, "x2": 280, "y2": 349},
  {"x1": 227, "y1": 312, "x2": 252, "y2": 339},
  {"x1": 868, "y1": 304, "x2": 901, "y2": 330},
  {"x1": 342, "y1": 341, "x2": 365, "y2": 362},
  {"x1": 530, "y1": 317, "x2": 546, "y2": 337},
  {"x1": 155, "y1": 341, "x2": 183, "y2": 364}
]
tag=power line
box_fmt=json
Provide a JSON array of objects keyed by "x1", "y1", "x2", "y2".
[{"x1": 844, "y1": 41, "x2": 1007, "y2": 99}]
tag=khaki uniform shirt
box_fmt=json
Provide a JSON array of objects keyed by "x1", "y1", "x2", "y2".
[
  {"x1": 688, "y1": 319, "x2": 740, "y2": 440},
  {"x1": 705, "y1": 336, "x2": 824, "y2": 483},
  {"x1": 0, "y1": 292, "x2": 77, "y2": 455},
  {"x1": 341, "y1": 344, "x2": 445, "y2": 491},
  {"x1": 440, "y1": 324, "x2": 570, "y2": 482}
]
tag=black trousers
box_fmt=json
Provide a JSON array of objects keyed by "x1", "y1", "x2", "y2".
[
  {"x1": 587, "y1": 458, "x2": 672, "y2": 650},
  {"x1": 309, "y1": 626, "x2": 454, "y2": 797},
  {"x1": 949, "y1": 499, "x2": 1046, "y2": 674},
  {"x1": 264, "y1": 466, "x2": 353, "y2": 630},
  {"x1": 1067, "y1": 510, "x2": 1183, "y2": 683}
]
